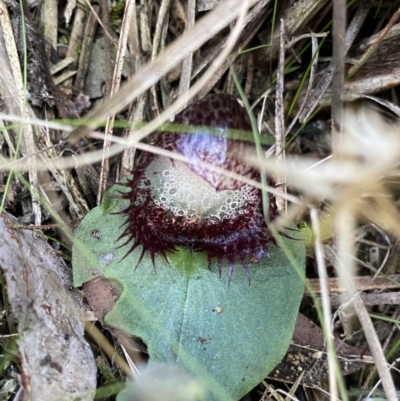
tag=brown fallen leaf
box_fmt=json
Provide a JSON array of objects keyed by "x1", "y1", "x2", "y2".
[{"x1": 83, "y1": 278, "x2": 147, "y2": 364}]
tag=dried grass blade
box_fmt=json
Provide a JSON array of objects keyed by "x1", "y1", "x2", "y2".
[
  {"x1": 178, "y1": 0, "x2": 196, "y2": 105},
  {"x1": 274, "y1": 19, "x2": 286, "y2": 212}
]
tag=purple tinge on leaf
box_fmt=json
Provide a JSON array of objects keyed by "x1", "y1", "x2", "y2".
[{"x1": 118, "y1": 93, "x2": 279, "y2": 282}]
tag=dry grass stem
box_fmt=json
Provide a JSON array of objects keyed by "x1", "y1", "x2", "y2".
[
  {"x1": 310, "y1": 207, "x2": 339, "y2": 401},
  {"x1": 178, "y1": 0, "x2": 196, "y2": 105},
  {"x1": 274, "y1": 19, "x2": 286, "y2": 213},
  {"x1": 307, "y1": 274, "x2": 400, "y2": 295},
  {"x1": 85, "y1": 322, "x2": 135, "y2": 379}
]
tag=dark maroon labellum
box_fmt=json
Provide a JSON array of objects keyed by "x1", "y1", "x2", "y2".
[{"x1": 119, "y1": 93, "x2": 279, "y2": 281}]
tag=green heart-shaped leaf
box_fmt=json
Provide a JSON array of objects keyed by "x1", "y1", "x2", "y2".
[{"x1": 73, "y1": 182, "x2": 305, "y2": 401}]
